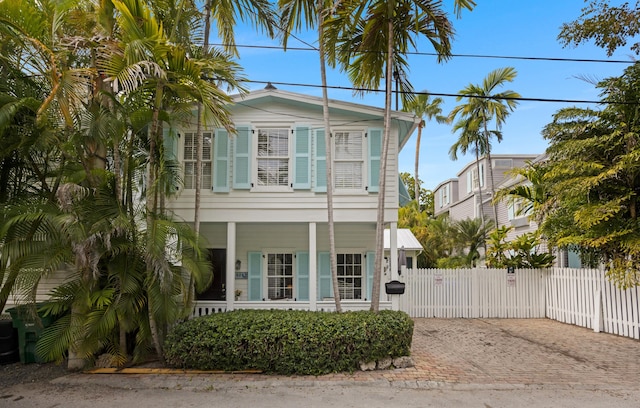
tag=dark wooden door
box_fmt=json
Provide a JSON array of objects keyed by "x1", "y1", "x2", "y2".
[{"x1": 196, "y1": 248, "x2": 226, "y2": 300}]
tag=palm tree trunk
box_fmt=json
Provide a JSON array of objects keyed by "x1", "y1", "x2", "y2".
[
  {"x1": 146, "y1": 83, "x2": 165, "y2": 362},
  {"x1": 371, "y1": 13, "x2": 395, "y2": 312},
  {"x1": 414, "y1": 126, "x2": 422, "y2": 204},
  {"x1": 318, "y1": 1, "x2": 341, "y2": 312},
  {"x1": 195, "y1": 0, "x2": 211, "y2": 240},
  {"x1": 473, "y1": 142, "x2": 488, "y2": 258},
  {"x1": 482, "y1": 118, "x2": 498, "y2": 226},
  {"x1": 474, "y1": 144, "x2": 484, "y2": 225}
]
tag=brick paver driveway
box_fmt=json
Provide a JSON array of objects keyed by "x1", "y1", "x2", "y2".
[
  {"x1": 405, "y1": 318, "x2": 640, "y2": 387},
  {"x1": 53, "y1": 318, "x2": 640, "y2": 391}
]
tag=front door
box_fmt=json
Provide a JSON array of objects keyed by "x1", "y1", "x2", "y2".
[{"x1": 196, "y1": 248, "x2": 226, "y2": 300}]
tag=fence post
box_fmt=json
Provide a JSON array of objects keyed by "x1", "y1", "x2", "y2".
[
  {"x1": 593, "y1": 288, "x2": 602, "y2": 333},
  {"x1": 471, "y1": 268, "x2": 480, "y2": 318}
]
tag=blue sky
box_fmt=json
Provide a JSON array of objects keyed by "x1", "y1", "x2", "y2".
[{"x1": 220, "y1": 0, "x2": 636, "y2": 191}]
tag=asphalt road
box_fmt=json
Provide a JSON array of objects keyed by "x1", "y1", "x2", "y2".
[{"x1": 2, "y1": 380, "x2": 640, "y2": 408}]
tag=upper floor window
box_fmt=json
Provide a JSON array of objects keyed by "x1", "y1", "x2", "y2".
[
  {"x1": 507, "y1": 198, "x2": 532, "y2": 220},
  {"x1": 466, "y1": 163, "x2": 485, "y2": 194},
  {"x1": 183, "y1": 131, "x2": 212, "y2": 189},
  {"x1": 334, "y1": 131, "x2": 364, "y2": 190},
  {"x1": 256, "y1": 128, "x2": 290, "y2": 188},
  {"x1": 494, "y1": 159, "x2": 513, "y2": 169},
  {"x1": 439, "y1": 184, "x2": 450, "y2": 208}
]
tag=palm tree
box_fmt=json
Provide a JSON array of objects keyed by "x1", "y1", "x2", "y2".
[
  {"x1": 195, "y1": 0, "x2": 277, "y2": 241},
  {"x1": 449, "y1": 116, "x2": 494, "y2": 225},
  {"x1": 326, "y1": 0, "x2": 474, "y2": 311},
  {"x1": 279, "y1": 0, "x2": 345, "y2": 312},
  {"x1": 327, "y1": 0, "x2": 475, "y2": 311},
  {"x1": 403, "y1": 94, "x2": 448, "y2": 205},
  {"x1": 493, "y1": 160, "x2": 550, "y2": 225},
  {"x1": 0, "y1": 0, "x2": 231, "y2": 366},
  {"x1": 453, "y1": 217, "x2": 494, "y2": 267},
  {"x1": 449, "y1": 67, "x2": 520, "y2": 226},
  {"x1": 100, "y1": 0, "x2": 241, "y2": 360}
]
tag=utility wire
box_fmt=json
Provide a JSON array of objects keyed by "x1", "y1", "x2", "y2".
[
  {"x1": 213, "y1": 43, "x2": 637, "y2": 65},
  {"x1": 245, "y1": 79, "x2": 640, "y2": 105}
]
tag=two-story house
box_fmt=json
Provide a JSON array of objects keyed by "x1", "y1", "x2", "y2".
[
  {"x1": 434, "y1": 154, "x2": 539, "y2": 224},
  {"x1": 433, "y1": 154, "x2": 540, "y2": 263},
  {"x1": 164, "y1": 85, "x2": 419, "y2": 315},
  {"x1": 433, "y1": 153, "x2": 584, "y2": 267}
]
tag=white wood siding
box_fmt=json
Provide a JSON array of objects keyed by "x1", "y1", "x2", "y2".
[
  {"x1": 2, "y1": 268, "x2": 70, "y2": 314},
  {"x1": 166, "y1": 100, "x2": 401, "y2": 224},
  {"x1": 449, "y1": 194, "x2": 476, "y2": 220}
]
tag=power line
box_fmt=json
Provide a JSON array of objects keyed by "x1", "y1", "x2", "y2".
[
  {"x1": 244, "y1": 79, "x2": 639, "y2": 106},
  {"x1": 213, "y1": 43, "x2": 637, "y2": 65}
]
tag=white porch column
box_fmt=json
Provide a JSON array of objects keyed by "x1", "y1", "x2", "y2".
[
  {"x1": 226, "y1": 222, "x2": 236, "y2": 311},
  {"x1": 309, "y1": 222, "x2": 317, "y2": 311},
  {"x1": 390, "y1": 222, "x2": 399, "y2": 311}
]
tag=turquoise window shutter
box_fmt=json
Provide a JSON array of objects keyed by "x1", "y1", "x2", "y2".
[
  {"x1": 163, "y1": 127, "x2": 179, "y2": 191},
  {"x1": 296, "y1": 252, "x2": 310, "y2": 301},
  {"x1": 293, "y1": 127, "x2": 311, "y2": 189},
  {"x1": 366, "y1": 251, "x2": 376, "y2": 301},
  {"x1": 213, "y1": 129, "x2": 229, "y2": 192},
  {"x1": 368, "y1": 128, "x2": 382, "y2": 193},
  {"x1": 317, "y1": 252, "x2": 332, "y2": 299},
  {"x1": 314, "y1": 129, "x2": 327, "y2": 192},
  {"x1": 248, "y1": 252, "x2": 263, "y2": 301},
  {"x1": 162, "y1": 127, "x2": 179, "y2": 161},
  {"x1": 233, "y1": 126, "x2": 251, "y2": 189}
]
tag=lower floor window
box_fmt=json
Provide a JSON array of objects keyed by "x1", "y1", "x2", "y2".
[
  {"x1": 337, "y1": 253, "x2": 362, "y2": 300},
  {"x1": 267, "y1": 253, "x2": 293, "y2": 300}
]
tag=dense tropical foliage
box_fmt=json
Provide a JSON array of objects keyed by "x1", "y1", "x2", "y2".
[
  {"x1": 539, "y1": 62, "x2": 640, "y2": 288},
  {"x1": 0, "y1": 0, "x2": 247, "y2": 367}
]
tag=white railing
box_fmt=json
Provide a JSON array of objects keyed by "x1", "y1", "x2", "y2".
[
  {"x1": 190, "y1": 300, "x2": 392, "y2": 318},
  {"x1": 399, "y1": 268, "x2": 547, "y2": 319}
]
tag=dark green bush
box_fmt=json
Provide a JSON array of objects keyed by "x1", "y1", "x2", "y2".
[{"x1": 164, "y1": 309, "x2": 413, "y2": 375}]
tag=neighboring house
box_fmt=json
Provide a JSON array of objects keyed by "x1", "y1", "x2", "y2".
[
  {"x1": 433, "y1": 153, "x2": 582, "y2": 268},
  {"x1": 165, "y1": 84, "x2": 419, "y2": 314},
  {"x1": 432, "y1": 154, "x2": 539, "y2": 263},
  {"x1": 433, "y1": 178, "x2": 458, "y2": 216},
  {"x1": 433, "y1": 154, "x2": 539, "y2": 224}
]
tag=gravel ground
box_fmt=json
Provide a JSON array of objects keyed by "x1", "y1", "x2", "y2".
[{"x1": 0, "y1": 361, "x2": 69, "y2": 388}]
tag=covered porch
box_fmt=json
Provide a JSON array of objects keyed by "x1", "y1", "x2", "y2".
[{"x1": 191, "y1": 221, "x2": 408, "y2": 316}]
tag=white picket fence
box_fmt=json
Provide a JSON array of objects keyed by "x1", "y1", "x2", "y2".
[
  {"x1": 399, "y1": 268, "x2": 547, "y2": 319},
  {"x1": 546, "y1": 268, "x2": 640, "y2": 339},
  {"x1": 400, "y1": 267, "x2": 640, "y2": 340}
]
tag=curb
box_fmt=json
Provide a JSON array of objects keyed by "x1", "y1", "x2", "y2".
[{"x1": 85, "y1": 368, "x2": 263, "y2": 375}]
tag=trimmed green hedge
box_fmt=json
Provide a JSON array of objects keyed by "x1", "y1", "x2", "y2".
[{"x1": 164, "y1": 309, "x2": 413, "y2": 375}]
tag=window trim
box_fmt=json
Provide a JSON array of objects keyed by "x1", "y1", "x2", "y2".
[
  {"x1": 440, "y1": 184, "x2": 450, "y2": 207},
  {"x1": 331, "y1": 128, "x2": 368, "y2": 194},
  {"x1": 181, "y1": 130, "x2": 213, "y2": 190},
  {"x1": 331, "y1": 128, "x2": 369, "y2": 195},
  {"x1": 251, "y1": 126, "x2": 293, "y2": 192},
  {"x1": 262, "y1": 249, "x2": 295, "y2": 300},
  {"x1": 336, "y1": 251, "x2": 365, "y2": 300},
  {"x1": 466, "y1": 163, "x2": 485, "y2": 194}
]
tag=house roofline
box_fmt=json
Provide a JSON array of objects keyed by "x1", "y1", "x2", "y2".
[
  {"x1": 433, "y1": 178, "x2": 458, "y2": 192},
  {"x1": 230, "y1": 87, "x2": 420, "y2": 148},
  {"x1": 455, "y1": 154, "x2": 541, "y2": 177}
]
